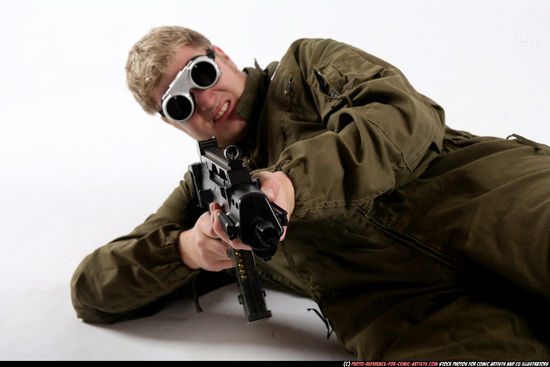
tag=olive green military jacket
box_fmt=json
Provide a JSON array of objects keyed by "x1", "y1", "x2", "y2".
[
  {"x1": 71, "y1": 38, "x2": 444, "y2": 321},
  {"x1": 71, "y1": 39, "x2": 550, "y2": 360}
]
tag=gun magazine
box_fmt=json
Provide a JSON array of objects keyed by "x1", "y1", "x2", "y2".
[{"x1": 229, "y1": 248, "x2": 272, "y2": 322}]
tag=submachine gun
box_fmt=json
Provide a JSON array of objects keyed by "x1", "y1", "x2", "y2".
[{"x1": 188, "y1": 137, "x2": 289, "y2": 322}]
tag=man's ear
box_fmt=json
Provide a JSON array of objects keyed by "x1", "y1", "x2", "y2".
[
  {"x1": 212, "y1": 45, "x2": 238, "y2": 70},
  {"x1": 212, "y1": 45, "x2": 229, "y2": 60}
]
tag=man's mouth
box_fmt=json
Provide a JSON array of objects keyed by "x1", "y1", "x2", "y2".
[{"x1": 213, "y1": 101, "x2": 229, "y2": 122}]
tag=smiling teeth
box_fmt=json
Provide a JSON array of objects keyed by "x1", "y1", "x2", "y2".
[{"x1": 214, "y1": 101, "x2": 229, "y2": 122}]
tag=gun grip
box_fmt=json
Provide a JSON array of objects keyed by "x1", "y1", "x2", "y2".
[{"x1": 218, "y1": 212, "x2": 238, "y2": 240}]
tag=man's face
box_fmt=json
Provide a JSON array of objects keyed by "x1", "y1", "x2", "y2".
[{"x1": 153, "y1": 45, "x2": 249, "y2": 147}]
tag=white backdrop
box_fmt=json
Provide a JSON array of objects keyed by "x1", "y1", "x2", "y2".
[{"x1": 1, "y1": 0, "x2": 549, "y2": 361}]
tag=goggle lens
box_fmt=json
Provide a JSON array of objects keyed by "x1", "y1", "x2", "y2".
[
  {"x1": 165, "y1": 95, "x2": 193, "y2": 121},
  {"x1": 192, "y1": 61, "x2": 218, "y2": 88}
]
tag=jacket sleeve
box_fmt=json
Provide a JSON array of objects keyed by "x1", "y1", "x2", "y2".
[
  {"x1": 70, "y1": 174, "x2": 207, "y2": 323},
  {"x1": 267, "y1": 39, "x2": 446, "y2": 219}
]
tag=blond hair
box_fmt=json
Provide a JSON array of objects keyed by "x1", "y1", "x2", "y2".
[{"x1": 126, "y1": 26, "x2": 212, "y2": 114}]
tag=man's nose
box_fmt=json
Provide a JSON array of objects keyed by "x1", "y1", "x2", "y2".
[{"x1": 193, "y1": 89, "x2": 216, "y2": 111}]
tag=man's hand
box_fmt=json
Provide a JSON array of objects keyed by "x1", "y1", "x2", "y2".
[
  {"x1": 253, "y1": 171, "x2": 295, "y2": 240},
  {"x1": 178, "y1": 203, "x2": 251, "y2": 272}
]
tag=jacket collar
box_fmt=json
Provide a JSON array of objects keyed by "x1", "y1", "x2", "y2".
[
  {"x1": 237, "y1": 60, "x2": 272, "y2": 123},
  {"x1": 236, "y1": 61, "x2": 278, "y2": 163}
]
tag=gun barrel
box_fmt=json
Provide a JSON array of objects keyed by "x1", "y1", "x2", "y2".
[{"x1": 254, "y1": 220, "x2": 280, "y2": 248}]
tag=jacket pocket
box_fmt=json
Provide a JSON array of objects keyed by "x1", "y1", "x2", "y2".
[{"x1": 354, "y1": 205, "x2": 476, "y2": 279}]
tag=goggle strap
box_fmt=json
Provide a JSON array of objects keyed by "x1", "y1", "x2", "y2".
[{"x1": 207, "y1": 48, "x2": 215, "y2": 60}]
